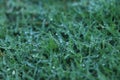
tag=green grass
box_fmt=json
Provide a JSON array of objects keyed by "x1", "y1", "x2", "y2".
[{"x1": 0, "y1": 0, "x2": 120, "y2": 80}]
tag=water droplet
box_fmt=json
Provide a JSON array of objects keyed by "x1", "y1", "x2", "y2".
[
  {"x1": 102, "y1": 63, "x2": 105, "y2": 66},
  {"x1": 50, "y1": 18, "x2": 53, "y2": 21},
  {"x1": 96, "y1": 55, "x2": 99, "y2": 58},
  {"x1": 66, "y1": 42, "x2": 69, "y2": 46},
  {"x1": 60, "y1": 24, "x2": 64, "y2": 27},
  {"x1": 55, "y1": 33, "x2": 58, "y2": 36},
  {"x1": 82, "y1": 64, "x2": 85, "y2": 67},
  {"x1": 7, "y1": 68, "x2": 10, "y2": 71},
  {"x1": 102, "y1": 56, "x2": 106, "y2": 59},
  {"x1": 52, "y1": 66, "x2": 55, "y2": 69},
  {"x1": 12, "y1": 70, "x2": 15, "y2": 75}
]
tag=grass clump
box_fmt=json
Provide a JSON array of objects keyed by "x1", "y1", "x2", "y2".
[{"x1": 0, "y1": 0, "x2": 120, "y2": 80}]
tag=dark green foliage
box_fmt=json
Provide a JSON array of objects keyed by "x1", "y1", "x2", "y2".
[{"x1": 0, "y1": 0, "x2": 120, "y2": 80}]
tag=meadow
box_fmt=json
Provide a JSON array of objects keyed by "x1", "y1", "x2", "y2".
[{"x1": 0, "y1": 0, "x2": 120, "y2": 80}]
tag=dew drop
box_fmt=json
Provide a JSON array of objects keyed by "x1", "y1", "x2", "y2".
[{"x1": 12, "y1": 70, "x2": 16, "y2": 75}]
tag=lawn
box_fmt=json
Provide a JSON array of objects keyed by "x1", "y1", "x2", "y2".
[{"x1": 0, "y1": 0, "x2": 120, "y2": 80}]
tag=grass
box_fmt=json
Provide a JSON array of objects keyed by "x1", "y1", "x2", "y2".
[{"x1": 0, "y1": 0, "x2": 120, "y2": 80}]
